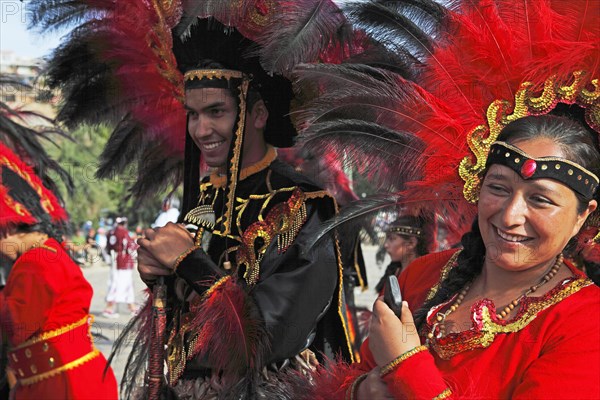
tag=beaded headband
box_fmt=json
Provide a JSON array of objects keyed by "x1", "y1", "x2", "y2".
[
  {"x1": 387, "y1": 225, "x2": 423, "y2": 237},
  {"x1": 487, "y1": 141, "x2": 599, "y2": 200}
]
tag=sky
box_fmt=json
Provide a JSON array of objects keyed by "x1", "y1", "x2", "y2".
[{"x1": 1, "y1": 0, "x2": 62, "y2": 59}]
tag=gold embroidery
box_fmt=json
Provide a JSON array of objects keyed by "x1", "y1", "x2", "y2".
[
  {"x1": 379, "y1": 345, "x2": 428, "y2": 377},
  {"x1": 184, "y1": 69, "x2": 244, "y2": 82},
  {"x1": 425, "y1": 251, "x2": 461, "y2": 302},
  {"x1": 12, "y1": 315, "x2": 92, "y2": 350},
  {"x1": 430, "y1": 278, "x2": 593, "y2": 359},
  {"x1": 209, "y1": 146, "x2": 277, "y2": 188},
  {"x1": 236, "y1": 189, "x2": 308, "y2": 286},
  {"x1": 18, "y1": 349, "x2": 101, "y2": 386},
  {"x1": 434, "y1": 388, "x2": 453, "y2": 399},
  {"x1": 459, "y1": 71, "x2": 599, "y2": 202}
]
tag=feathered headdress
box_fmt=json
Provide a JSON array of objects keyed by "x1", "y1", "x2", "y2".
[
  {"x1": 295, "y1": 0, "x2": 600, "y2": 247},
  {"x1": 29, "y1": 0, "x2": 356, "y2": 205},
  {"x1": 0, "y1": 79, "x2": 71, "y2": 237}
]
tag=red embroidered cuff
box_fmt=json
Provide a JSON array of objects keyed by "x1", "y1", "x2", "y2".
[
  {"x1": 382, "y1": 348, "x2": 450, "y2": 399},
  {"x1": 380, "y1": 345, "x2": 428, "y2": 377}
]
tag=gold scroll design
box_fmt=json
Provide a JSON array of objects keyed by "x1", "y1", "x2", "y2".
[
  {"x1": 236, "y1": 189, "x2": 307, "y2": 286},
  {"x1": 0, "y1": 155, "x2": 55, "y2": 218},
  {"x1": 430, "y1": 278, "x2": 592, "y2": 360},
  {"x1": 149, "y1": 0, "x2": 184, "y2": 100},
  {"x1": 459, "y1": 71, "x2": 600, "y2": 203}
]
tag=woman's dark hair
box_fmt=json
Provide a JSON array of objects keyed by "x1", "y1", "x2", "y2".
[{"x1": 414, "y1": 114, "x2": 600, "y2": 330}]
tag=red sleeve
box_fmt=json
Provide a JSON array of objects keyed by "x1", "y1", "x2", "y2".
[{"x1": 381, "y1": 349, "x2": 452, "y2": 399}]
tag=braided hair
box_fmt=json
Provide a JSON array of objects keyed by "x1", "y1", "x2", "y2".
[{"x1": 415, "y1": 114, "x2": 600, "y2": 330}]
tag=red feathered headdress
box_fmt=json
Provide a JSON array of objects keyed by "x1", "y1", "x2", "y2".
[
  {"x1": 296, "y1": 0, "x2": 599, "y2": 247},
  {"x1": 0, "y1": 142, "x2": 68, "y2": 234}
]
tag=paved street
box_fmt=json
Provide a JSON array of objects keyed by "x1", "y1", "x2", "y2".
[{"x1": 82, "y1": 244, "x2": 386, "y2": 387}]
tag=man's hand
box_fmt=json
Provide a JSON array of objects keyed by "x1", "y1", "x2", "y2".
[{"x1": 137, "y1": 222, "x2": 195, "y2": 270}]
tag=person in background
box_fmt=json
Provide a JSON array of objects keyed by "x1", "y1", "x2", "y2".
[
  {"x1": 102, "y1": 217, "x2": 137, "y2": 318},
  {"x1": 0, "y1": 142, "x2": 118, "y2": 397},
  {"x1": 375, "y1": 215, "x2": 434, "y2": 293},
  {"x1": 152, "y1": 195, "x2": 180, "y2": 228}
]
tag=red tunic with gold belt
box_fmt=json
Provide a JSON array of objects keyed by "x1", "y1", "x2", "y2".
[
  {"x1": 322, "y1": 249, "x2": 600, "y2": 400},
  {"x1": 0, "y1": 238, "x2": 117, "y2": 399}
]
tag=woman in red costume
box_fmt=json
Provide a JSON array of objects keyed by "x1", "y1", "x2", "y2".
[
  {"x1": 295, "y1": 0, "x2": 600, "y2": 398},
  {"x1": 0, "y1": 130, "x2": 118, "y2": 397}
]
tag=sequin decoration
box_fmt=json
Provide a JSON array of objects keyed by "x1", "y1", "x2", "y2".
[
  {"x1": 427, "y1": 277, "x2": 593, "y2": 360},
  {"x1": 459, "y1": 71, "x2": 599, "y2": 203},
  {"x1": 236, "y1": 189, "x2": 307, "y2": 286}
]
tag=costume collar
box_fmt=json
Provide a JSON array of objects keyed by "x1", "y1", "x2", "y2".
[{"x1": 209, "y1": 145, "x2": 277, "y2": 188}]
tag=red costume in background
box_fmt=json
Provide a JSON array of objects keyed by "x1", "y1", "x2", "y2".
[
  {"x1": 319, "y1": 250, "x2": 600, "y2": 399},
  {"x1": 1, "y1": 239, "x2": 117, "y2": 399}
]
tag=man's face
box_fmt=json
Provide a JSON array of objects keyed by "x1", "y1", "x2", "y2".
[{"x1": 185, "y1": 88, "x2": 238, "y2": 170}]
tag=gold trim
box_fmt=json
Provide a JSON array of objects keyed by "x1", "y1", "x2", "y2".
[
  {"x1": 209, "y1": 146, "x2": 277, "y2": 188},
  {"x1": 18, "y1": 349, "x2": 100, "y2": 386},
  {"x1": 221, "y1": 78, "x2": 250, "y2": 236},
  {"x1": 433, "y1": 388, "x2": 453, "y2": 399},
  {"x1": 425, "y1": 251, "x2": 460, "y2": 302},
  {"x1": 184, "y1": 69, "x2": 244, "y2": 82},
  {"x1": 431, "y1": 278, "x2": 593, "y2": 359},
  {"x1": 495, "y1": 141, "x2": 599, "y2": 183},
  {"x1": 12, "y1": 315, "x2": 92, "y2": 350},
  {"x1": 459, "y1": 71, "x2": 599, "y2": 203},
  {"x1": 173, "y1": 245, "x2": 201, "y2": 271},
  {"x1": 201, "y1": 275, "x2": 232, "y2": 301},
  {"x1": 346, "y1": 373, "x2": 369, "y2": 400},
  {"x1": 379, "y1": 345, "x2": 428, "y2": 377}
]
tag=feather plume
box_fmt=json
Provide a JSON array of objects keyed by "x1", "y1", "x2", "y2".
[
  {"x1": 257, "y1": 0, "x2": 354, "y2": 74},
  {"x1": 31, "y1": 0, "x2": 186, "y2": 201},
  {"x1": 106, "y1": 293, "x2": 153, "y2": 399},
  {"x1": 185, "y1": 277, "x2": 270, "y2": 378}
]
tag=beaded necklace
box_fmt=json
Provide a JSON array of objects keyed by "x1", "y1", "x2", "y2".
[{"x1": 427, "y1": 253, "x2": 563, "y2": 342}]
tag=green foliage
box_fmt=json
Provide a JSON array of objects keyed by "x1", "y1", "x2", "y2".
[{"x1": 44, "y1": 124, "x2": 170, "y2": 229}]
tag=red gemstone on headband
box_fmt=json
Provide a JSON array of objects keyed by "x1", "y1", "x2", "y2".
[{"x1": 520, "y1": 159, "x2": 537, "y2": 179}]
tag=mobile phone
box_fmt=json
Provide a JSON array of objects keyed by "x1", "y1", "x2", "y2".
[{"x1": 383, "y1": 275, "x2": 403, "y2": 319}]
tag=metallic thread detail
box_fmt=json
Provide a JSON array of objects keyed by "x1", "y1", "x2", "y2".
[
  {"x1": 459, "y1": 71, "x2": 599, "y2": 202},
  {"x1": 18, "y1": 349, "x2": 101, "y2": 386},
  {"x1": 388, "y1": 226, "x2": 423, "y2": 236},
  {"x1": 346, "y1": 373, "x2": 369, "y2": 400},
  {"x1": 434, "y1": 388, "x2": 453, "y2": 399},
  {"x1": 237, "y1": 189, "x2": 308, "y2": 286},
  {"x1": 222, "y1": 79, "x2": 250, "y2": 236},
  {"x1": 172, "y1": 245, "x2": 201, "y2": 271},
  {"x1": 184, "y1": 69, "x2": 244, "y2": 82},
  {"x1": 12, "y1": 315, "x2": 92, "y2": 350},
  {"x1": 425, "y1": 251, "x2": 461, "y2": 302},
  {"x1": 0, "y1": 155, "x2": 56, "y2": 217},
  {"x1": 184, "y1": 205, "x2": 215, "y2": 229},
  {"x1": 379, "y1": 345, "x2": 429, "y2": 377},
  {"x1": 201, "y1": 276, "x2": 232, "y2": 301},
  {"x1": 430, "y1": 278, "x2": 592, "y2": 359}
]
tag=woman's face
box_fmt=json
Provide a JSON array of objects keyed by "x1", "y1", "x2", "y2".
[
  {"x1": 478, "y1": 137, "x2": 597, "y2": 273},
  {"x1": 384, "y1": 233, "x2": 415, "y2": 262}
]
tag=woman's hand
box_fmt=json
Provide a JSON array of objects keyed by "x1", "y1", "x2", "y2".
[
  {"x1": 137, "y1": 222, "x2": 195, "y2": 271},
  {"x1": 356, "y1": 368, "x2": 394, "y2": 399},
  {"x1": 369, "y1": 297, "x2": 422, "y2": 367}
]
